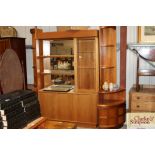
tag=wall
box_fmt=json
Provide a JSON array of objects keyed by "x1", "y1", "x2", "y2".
[{"x1": 14, "y1": 26, "x2": 155, "y2": 108}]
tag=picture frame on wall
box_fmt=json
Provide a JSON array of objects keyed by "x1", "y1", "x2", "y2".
[{"x1": 138, "y1": 26, "x2": 155, "y2": 43}]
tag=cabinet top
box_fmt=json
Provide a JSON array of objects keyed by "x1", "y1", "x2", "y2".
[
  {"x1": 32, "y1": 29, "x2": 98, "y2": 40},
  {"x1": 130, "y1": 86, "x2": 155, "y2": 94}
]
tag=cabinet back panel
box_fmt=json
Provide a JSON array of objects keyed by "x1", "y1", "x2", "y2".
[
  {"x1": 100, "y1": 28, "x2": 116, "y2": 45},
  {"x1": 100, "y1": 46, "x2": 116, "y2": 67},
  {"x1": 100, "y1": 68, "x2": 116, "y2": 85}
]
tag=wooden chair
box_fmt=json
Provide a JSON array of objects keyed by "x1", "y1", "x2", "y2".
[{"x1": 136, "y1": 48, "x2": 155, "y2": 91}]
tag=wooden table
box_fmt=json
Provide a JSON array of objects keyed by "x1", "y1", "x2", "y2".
[{"x1": 24, "y1": 117, "x2": 77, "y2": 129}]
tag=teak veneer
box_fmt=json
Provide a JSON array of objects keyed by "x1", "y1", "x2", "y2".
[
  {"x1": 31, "y1": 28, "x2": 99, "y2": 128},
  {"x1": 31, "y1": 27, "x2": 127, "y2": 128}
]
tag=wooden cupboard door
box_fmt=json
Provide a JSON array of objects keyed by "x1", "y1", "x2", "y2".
[
  {"x1": 76, "y1": 38, "x2": 99, "y2": 93},
  {"x1": 56, "y1": 93, "x2": 73, "y2": 121},
  {"x1": 38, "y1": 92, "x2": 73, "y2": 121},
  {"x1": 73, "y1": 94, "x2": 97, "y2": 125}
]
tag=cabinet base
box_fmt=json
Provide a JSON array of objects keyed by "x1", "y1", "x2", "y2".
[{"x1": 97, "y1": 101, "x2": 126, "y2": 129}]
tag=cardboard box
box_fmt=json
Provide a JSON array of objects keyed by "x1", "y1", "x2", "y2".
[{"x1": 57, "y1": 26, "x2": 89, "y2": 31}]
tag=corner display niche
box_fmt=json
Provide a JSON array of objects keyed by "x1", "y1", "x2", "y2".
[{"x1": 97, "y1": 26, "x2": 127, "y2": 128}]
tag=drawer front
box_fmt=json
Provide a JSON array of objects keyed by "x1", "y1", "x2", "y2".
[
  {"x1": 118, "y1": 107, "x2": 126, "y2": 115},
  {"x1": 98, "y1": 108, "x2": 117, "y2": 118},
  {"x1": 131, "y1": 101, "x2": 155, "y2": 112},
  {"x1": 98, "y1": 109, "x2": 108, "y2": 117},
  {"x1": 99, "y1": 117, "x2": 117, "y2": 126},
  {"x1": 98, "y1": 105, "x2": 125, "y2": 117},
  {"x1": 132, "y1": 94, "x2": 155, "y2": 102},
  {"x1": 99, "y1": 115, "x2": 125, "y2": 128}
]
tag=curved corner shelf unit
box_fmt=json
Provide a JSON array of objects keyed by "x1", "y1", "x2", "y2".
[{"x1": 97, "y1": 26, "x2": 127, "y2": 129}]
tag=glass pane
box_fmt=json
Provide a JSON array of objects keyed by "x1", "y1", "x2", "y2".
[
  {"x1": 78, "y1": 39, "x2": 95, "y2": 52},
  {"x1": 78, "y1": 52, "x2": 95, "y2": 68},
  {"x1": 77, "y1": 38, "x2": 96, "y2": 91}
]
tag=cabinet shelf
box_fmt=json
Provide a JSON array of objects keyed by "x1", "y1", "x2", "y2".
[
  {"x1": 100, "y1": 44, "x2": 115, "y2": 47},
  {"x1": 99, "y1": 88, "x2": 126, "y2": 94},
  {"x1": 100, "y1": 66, "x2": 115, "y2": 69},
  {"x1": 78, "y1": 51, "x2": 95, "y2": 53},
  {"x1": 97, "y1": 99, "x2": 125, "y2": 107},
  {"x1": 38, "y1": 69, "x2": 74, "y2": 76},
  {"x1": 78, "y1": 67, "x2": 96, "y2": 69},
  {"x1": 37, "y1": 55, "x2": 74, "y2": 59}
]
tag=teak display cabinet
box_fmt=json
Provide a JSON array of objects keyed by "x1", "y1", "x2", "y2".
[
  {"x1": 31, "y1": 27, "x2": 127, "y2": 128},
  {"x1": 31, "y1": 28, "x2": 99, "y2": 128}
]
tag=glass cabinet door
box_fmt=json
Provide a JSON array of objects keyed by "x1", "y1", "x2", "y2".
[{"x1": 76, "y1": 38, "x2": 99, "y2": 92}]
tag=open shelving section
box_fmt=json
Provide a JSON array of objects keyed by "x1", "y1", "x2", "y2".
[
  {"x1": 99, "y1": 26, "x2": 117, "y2": 86},
  {"x1": 97, "y1": 26, "x2": 127, "y2": 128}
]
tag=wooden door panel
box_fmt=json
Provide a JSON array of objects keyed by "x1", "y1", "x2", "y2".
[
  {"x1": 38, "y1": 92, "x2": 73, "y2": 121},
  {"x1": 73, "y1": 94, "x2": 97, "y2": 125}
]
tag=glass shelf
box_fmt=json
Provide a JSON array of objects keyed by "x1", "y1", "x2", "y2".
[
  {"x1": 38, "y1": 69, "x2": 74, "y2": 76},
  {"x1": 100, "y1": 66, "x2": 115, "y2": 69},
  {"x1": 37, "y1": 55, "x2": 74, "y2": 59},
  {"x1": 99, "y1": 88, "x2": 126, "y2": 94}
]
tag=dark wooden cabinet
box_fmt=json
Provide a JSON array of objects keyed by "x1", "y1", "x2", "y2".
[{"x1": 0, "y1": 37, "x2": 27, "y2": 89}]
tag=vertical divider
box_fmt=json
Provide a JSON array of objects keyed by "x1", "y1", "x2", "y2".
[
  {"x1": 73, "y1": 38, "x2": 78, "y2": 92},
  {"x1": 30, "y1": 28, "x2": 43, "y2": 92},
  {"x1": 39, "y1": 39, "x2": 44, "y2": 89},
  {"x1": 95, "y1": 37, "x2": 99, "y2": 92},
  {"x1": 120, "y1": 26, "x2": 127, "y2": 90}
]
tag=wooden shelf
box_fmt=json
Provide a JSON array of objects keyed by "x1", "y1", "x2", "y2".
[
  {"x1": 78, "y1": 67, "x2": 96, "y2": 69},
  {"x1": 37, "y1": 55, "x2": 74, "y2": 59},
  {"x1": 100, "y1": 66, "x2": 115, "y2": 69},
  {"x1": 97, "y1": 99, "x2": 125, "y2": 107},
  {"x1": 78, "y1": 51, "x2": 95, "y2": 53},
  {"x1": 100, "y1": 44, "x2": 115, "y2": 47},
  {"x1": 38, "y1": 69, "x2": 74, "y2": 76},
  {"x1": 99, "y1": 88, "x2": 126, "y2": 94}
]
